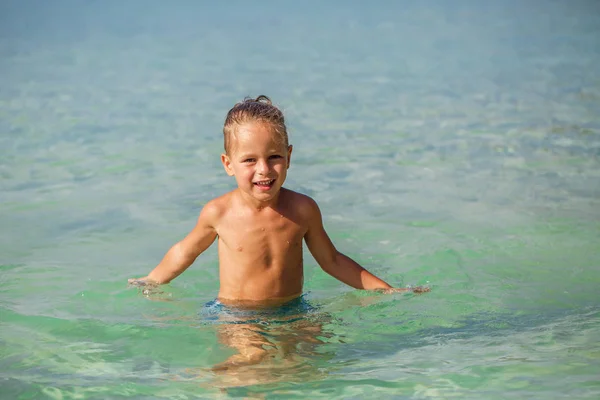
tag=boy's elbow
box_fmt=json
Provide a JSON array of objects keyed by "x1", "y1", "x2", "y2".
[
  {"x1": 173, "y1": 241, "x2": 200, "y2": 264},
  {"x1": 319, "y1": 251, "x2": 343, "y2": 273}
]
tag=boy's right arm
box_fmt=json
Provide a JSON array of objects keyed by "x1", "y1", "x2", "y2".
[{"x1": 128, "y1": 202, "x2": 219, "y2": 285}]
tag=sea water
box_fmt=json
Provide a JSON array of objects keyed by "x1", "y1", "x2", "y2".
[{"x1": 1, "y1": 1, "x2": 599, "y2": 398}]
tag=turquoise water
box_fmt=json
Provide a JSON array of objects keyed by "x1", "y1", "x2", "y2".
[{"x1": 1, "y1": 0, "x2": 600, "y2": 398}]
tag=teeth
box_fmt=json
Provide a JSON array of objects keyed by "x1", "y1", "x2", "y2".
[{"x1": 255, "y1": 180, "x2": 274, "y2": 185}]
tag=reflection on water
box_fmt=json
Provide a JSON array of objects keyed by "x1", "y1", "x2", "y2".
[
  {"x1": 209, "y1": 317, "x2": 332, "y2": 389},
  {"x1": 204, "y1": 299, "x2": 323, "y2": 364}
]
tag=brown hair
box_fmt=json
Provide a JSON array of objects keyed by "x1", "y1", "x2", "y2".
[{"x1": 223, "y1": 95, "x2": 288, "y2": 154}]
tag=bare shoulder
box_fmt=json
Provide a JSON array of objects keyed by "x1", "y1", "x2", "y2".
[
  {"x1": 198, "y1": 190, "x2": 235, "y2": 224},
  {"x1": 279, "y1": 188, "x2": 321, "y2": 218}
]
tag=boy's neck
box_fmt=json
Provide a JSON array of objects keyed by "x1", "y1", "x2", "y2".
[{"x1": 237, "y1": 188, "x2": 284, "y2": 211}]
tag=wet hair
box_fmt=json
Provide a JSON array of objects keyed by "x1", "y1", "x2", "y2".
[{"x1": 223, "y1": 95, "x2": 288, "y2": 154}]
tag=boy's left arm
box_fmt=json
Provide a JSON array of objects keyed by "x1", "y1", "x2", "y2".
[{"x1": 303, "y1": 198, "x2": 422, "y2": 293}]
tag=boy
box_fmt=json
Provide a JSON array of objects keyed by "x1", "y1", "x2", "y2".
[{"x1": 129, "y1": 95, "x2": 428, "y2": 305}]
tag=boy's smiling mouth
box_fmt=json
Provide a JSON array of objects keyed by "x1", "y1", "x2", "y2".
[{"x1": 254, "y1": 179, "x2": 275, "y2": 190}]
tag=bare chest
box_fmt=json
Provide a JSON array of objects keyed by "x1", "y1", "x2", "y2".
[{"x1": 217, "y1": 211, "x2": 306, "y2": 263}]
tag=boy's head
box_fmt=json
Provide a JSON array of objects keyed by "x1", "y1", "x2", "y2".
[
  {"x1": 221, "y1": 96, "x2": 293, "y2": 203},
  {"x1": 222, "y1": 95, "x2": 289, "y2": 155}
]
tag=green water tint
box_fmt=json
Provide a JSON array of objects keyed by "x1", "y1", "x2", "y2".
[{"x1": 2, "y1": 216, "x2": 599, "y2": 397}]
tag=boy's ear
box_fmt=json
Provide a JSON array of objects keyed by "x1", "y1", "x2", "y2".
[
  {"x1": 221, "y1": 153, "x2": 235, "y2": 176},
  {"x1": 286, "y1": 145, "x2": 293, "y2": 169}
]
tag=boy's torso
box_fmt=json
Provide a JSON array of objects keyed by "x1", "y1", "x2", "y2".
[{"x1": 212, "y1": 188, "x2": 310, "y2": 304}]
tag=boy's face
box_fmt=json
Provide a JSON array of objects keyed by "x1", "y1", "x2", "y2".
[{"x1": 221, "y1": 122, "x2": 292, "y2": 205}]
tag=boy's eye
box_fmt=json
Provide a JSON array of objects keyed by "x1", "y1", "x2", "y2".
[
  {"x1": 243, "y1": 158, "x2": 256, "y2": 163},
  {"x1": 269, "y1": 155, "x2": 283, "y2": 160}
]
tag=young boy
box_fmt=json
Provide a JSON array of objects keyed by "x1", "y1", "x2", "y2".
[{"x1": 129, "y1": 95, "x2": 428, "y2": 305}]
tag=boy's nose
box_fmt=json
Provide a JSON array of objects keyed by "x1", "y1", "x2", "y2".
[{"x1": 256, "y1": 159, "x2": 269, "y2": 174}]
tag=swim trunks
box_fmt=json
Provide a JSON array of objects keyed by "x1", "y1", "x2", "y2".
[{"x1": 201, "y1": 295, "x2": 317, "y2": 325}]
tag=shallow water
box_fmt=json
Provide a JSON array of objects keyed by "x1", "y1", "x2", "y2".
[{"x1": 1, "y1": 0, "x2": 600, "y2": 398}]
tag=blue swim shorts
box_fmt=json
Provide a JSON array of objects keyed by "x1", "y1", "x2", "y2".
[{"x1": 201, "y1": 295, "x2": 317, "y2": 325}]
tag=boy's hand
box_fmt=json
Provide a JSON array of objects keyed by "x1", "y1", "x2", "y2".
[
  {"x1": 411, "y1": 286, "x2": 431, "y2": 294},
  {"x1": 381, "y1": 286, "x2": 431, "y2": 294},
  {"x1": 128, "y1": 277, "x2": 158, "y2": 287},
  {"x1": 128, "y1": 277, "x2": 162, "y2": 296}
]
